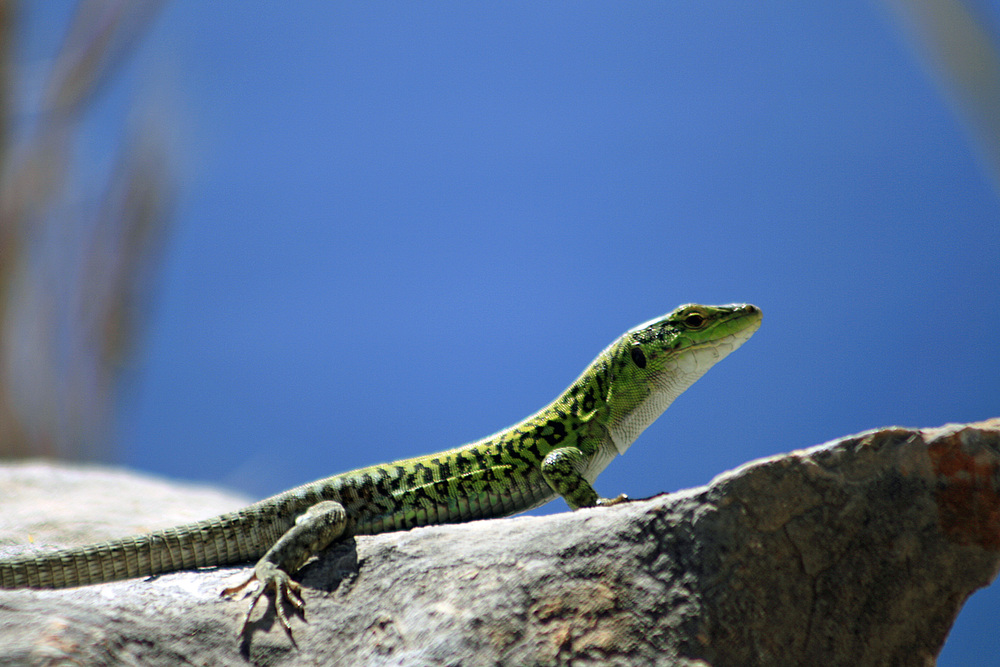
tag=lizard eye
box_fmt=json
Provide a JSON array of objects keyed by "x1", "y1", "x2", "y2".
[
  {"x1": 630, "y1": 346, "x2": 647, "y2": 369},
  {"x1": 683, "y1": 312, "x2": 706, "y2": 329}
]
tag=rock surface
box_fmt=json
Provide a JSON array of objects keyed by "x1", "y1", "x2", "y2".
[{"x1": 1, "y1": 420, "x2": 998, "y2": 666}]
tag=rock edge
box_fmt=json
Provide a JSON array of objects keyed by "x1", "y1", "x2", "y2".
[{"x1": 1, "y1": 419, "x2": 998, "y2": 666}]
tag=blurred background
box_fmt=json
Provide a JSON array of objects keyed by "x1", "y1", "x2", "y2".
[{"x1": 1, "y1": 1, "x2": 997, "y2": 662}]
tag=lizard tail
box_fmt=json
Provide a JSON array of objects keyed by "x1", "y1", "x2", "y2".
[{"x1": 0, "y1": 506, "x2": 291, "y2": 588}]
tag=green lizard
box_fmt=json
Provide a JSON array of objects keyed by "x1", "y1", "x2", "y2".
[{"x1": 0, "y1": 302, "x2": 761, "y2": 636}]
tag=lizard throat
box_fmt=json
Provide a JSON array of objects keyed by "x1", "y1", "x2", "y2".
[{"x1": 607, "y1": 328, "x2": 754, "y2": 456}]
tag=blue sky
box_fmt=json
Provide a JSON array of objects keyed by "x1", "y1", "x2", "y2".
[{"x1": 21, "y1": 3, "x2": 1000, "y2": 662}]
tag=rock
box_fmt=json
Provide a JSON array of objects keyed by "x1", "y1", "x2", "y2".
[
  {"x1": 1, "y1": 420, "x2": 998, "y2": 666},
  {"x1": 0, "y1": 461, "x2": 252, "y2": 547}
]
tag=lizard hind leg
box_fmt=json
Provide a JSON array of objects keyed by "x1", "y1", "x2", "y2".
[{"x1": 222, "y1": 499, "x2": 348, "y2": 637}]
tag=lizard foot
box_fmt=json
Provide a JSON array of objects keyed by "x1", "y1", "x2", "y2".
[
  {"x1": 596, "y1": 494, "x2": 629, "y2": 506},
  {"x1": 223, "y1": 563, "x2": 304, "y2": 638}
]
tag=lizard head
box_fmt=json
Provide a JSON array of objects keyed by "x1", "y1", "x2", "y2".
[{"x1": 601, "y1": 303, "x2": 762, "y2": 455}]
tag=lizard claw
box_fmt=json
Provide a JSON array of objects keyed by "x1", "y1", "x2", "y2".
[
  {"x1": 223, "y1": 564, "x2": 304, "y2": 638},
  {"x1": 271, "y1": 575, "x2": 304, "y2": 637}
]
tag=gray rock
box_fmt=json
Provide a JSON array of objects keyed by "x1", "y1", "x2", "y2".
[{"x1": 1, "y1": 420, "x2": 998, "y2": 666}]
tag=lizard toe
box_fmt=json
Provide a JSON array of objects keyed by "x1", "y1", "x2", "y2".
[{"x1": 221, "y1": 571, "x2": 258, "y2": 599}]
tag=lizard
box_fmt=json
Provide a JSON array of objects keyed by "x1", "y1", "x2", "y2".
[{"x1": 0, "y1": 302, "x2": 761, "y2": 636}]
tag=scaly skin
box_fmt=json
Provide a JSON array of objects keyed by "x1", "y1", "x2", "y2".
[{"x1": 0, "y1": 302, "x2": 761, "y2": 636}]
